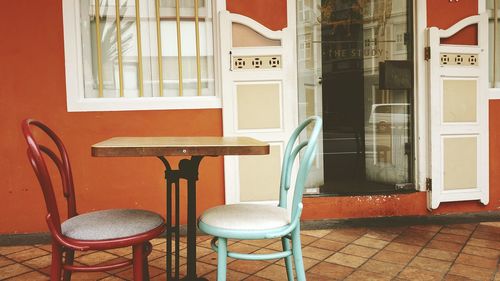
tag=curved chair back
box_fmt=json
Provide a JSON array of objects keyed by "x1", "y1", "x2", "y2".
[
  {"x1": 278, "y1": 116, "x2": 322, "y2": 222},
  {"x1": 22, "y1": 119, "x2": 77, "y2": 236}
]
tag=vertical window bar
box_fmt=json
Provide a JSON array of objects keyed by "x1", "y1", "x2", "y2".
[
  {"x1": 155, "y1": 0, "x2": 164, "y2": 96},
  {"x1": 135, "y1": 0, "x2": 144, "y2": 97},
  {"x1": 94, "y1": 0, "x2": 104, "y2": 97},
  {"x1": 176, "y1": 0, "x2": 184, "y2": 96},
  {"x1": 194, "y1": 0, "x2": 202, "y2": 96},
  {"x1": 115, "y1": 0, "x2": 124, "y2": 97},
  {"x1": 494, "y1": 0, "x2": 499, "y2": 87}
]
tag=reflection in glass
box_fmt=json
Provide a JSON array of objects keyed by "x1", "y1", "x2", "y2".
[{"x1": 297, "y1": 0, "x2": 413, "y2": 195}]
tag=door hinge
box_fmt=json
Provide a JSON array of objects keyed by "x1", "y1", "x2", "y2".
[
  {"x1": 426, "y1": 178, "x2": 432, "y2": 191},
  {"x1": 424, "y1": 47, "x2": 431, "y2": 61}
]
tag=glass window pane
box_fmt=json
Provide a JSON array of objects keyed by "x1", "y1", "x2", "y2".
[
  {"x1": 80, "y1": 0, "x2": 214, "y2": 98},
  {"x1": 297, "y1": 0, "x2": 414, "y2": 195}
]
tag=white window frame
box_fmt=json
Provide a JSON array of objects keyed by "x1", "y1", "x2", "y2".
[
  {"x1": 415, "y1": 0, "x2": 428, "y2": 191},
  {"x1": 484, "y1": 0, "x2": 500, "y2": 98},
  {"x1": 62, "y1": 0, "x2": 225, "y2": 112}
]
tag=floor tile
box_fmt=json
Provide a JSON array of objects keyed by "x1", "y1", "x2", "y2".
[
  {"x1": 254, "y1": 264, "x2": 289, "y2": 281},
  {"x1": 99, "y1": 276, "x2": 127, "y2": 281},
  {"x1": 0, "y1": 246, "x2": 32, "y2": 256},
  {"x1": 426, "y1": 239, "x2": 463, "y2": 253},
  {"x1": 227, "y1": 259, "x2": 270, "y2": 275},
  {"x1": 325, "y1": 252, "x2": 367, "y2": 268},
  {"x1": 299, "y1": 234, "x2": 318, "y2": 245},
  {"x1": 324, "y1": 231, "x2": 363, "y2": 244},
  {"x1": 6, "y1": 248, "x2": 48, "y2": 262},
  {"x1": 114, "y1": 265, "x2": 164, "y2": 280},
  {"x1": 301, "y1": 229, "x2": 332, "y2": 238},
  {"x1": 364, "y1": 229, "x2": 399, "y2": 241},
  {"x1": 0, "y1": 256, "x2": 14, "y2": 267},
  {"x1": 5, "y1": 270, "x2": 49, "y2": 280},
  {"x1": 0, "y1": 263, "x2": 32, "y2": 279},
  {"x1": 22, "y1": 254, "x2": 52, "y2": 269},
  {"x1": 301, "y1": 245, "x2": 334, "y2": 260},
  {"x1": 433, "y1": 233, "x2": 470, "y2": 244},
  {"x1": 307, "y1": 261, "x2": 354, "y2": 280},
  {"x1": 309, "y1": 238, "x2": 346, "y2": 252},
  {"x1": 440, "y1": 227, "x2": 474, "y2": 237},
  {"x1": 178, "y1": 261, "x2": 217, "y2": 277},
  {"x1": 359, "y1": 259, "x2": 405, "y2": 277},
  {"x1": 340, "y1": 244, "x2": 379, "y2": 258},
  {"x1": 454, "y1": 253, "x2": 498, "y2": 269},
  {"x1": 408, "y1": 256, "x2": 452, "y2": 273},
  {"x1": 352, "y1": 236, "x2": 389, "y2": 249},
  {"x1": 240, "y1": 239, "x2": 275, "y2": 248},
  {"x1": 69, "y1": 271, "x2": 110, "y2": 280},
  {"x1": 467, "y1": 237, "x2": 500, "y2": 250},
  {"x1": 397, "y1": 266, "x2": 444, "y2": 281},
  {"x1": 75, "y1": 251, "x2": 119, "y2": 266},
  {"x1": 371, "y1": 249, "x2": 414, "y2": 265},
  {"x1": 447, "y1": 263, "x2": 495, "y2": 281},
  {"x1": 228, "y1": 242, "x2": 260, "y2": 254},
  {"x1": 384, "y1": 242, "x2": 422, "y2": 255},
  {"x1": 274, "y1": 255, "x2": 319, "y2": 270},
  {"x1": 461, "y1": 244, "x2": 500, "y2": 259},
  {"x1": 409, "y1": 224, "x2": 443, "y2": 234},
  {"x1": 392, "y1": 233, "x2": 433, "y2": 247},
  {"x1": 418, "y1": 247, "x2": 458, "y2": 261},
  {"x1": 344, "y1": 269, "x2": 392, "y2": 281},
  {"x1": 203, "y1": 268, "x2": 249, "y2": 280},
  {"x1": 443, "y1": 273, "x2": 476, "y2": 281}
]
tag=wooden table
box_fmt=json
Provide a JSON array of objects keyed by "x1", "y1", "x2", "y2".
[{"x1": 92, "y1": 137, "x2": 269, "y2": 280}]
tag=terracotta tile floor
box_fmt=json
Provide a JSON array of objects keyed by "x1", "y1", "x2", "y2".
[{"x1": 1, "y1": 222, "x2": 500, "y2": 280}]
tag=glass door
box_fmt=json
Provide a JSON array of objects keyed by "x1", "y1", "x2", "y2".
[{"x1": 297, "y1": 0, "x2": 414, "y2": 195}]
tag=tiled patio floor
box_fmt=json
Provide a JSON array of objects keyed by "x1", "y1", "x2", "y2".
[{"x1": 1, "y1": 222, "x2": 500, "y2": 280}]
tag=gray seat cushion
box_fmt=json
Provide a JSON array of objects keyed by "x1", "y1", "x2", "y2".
[
  {"x1": 61, "y1": 209, "x2": 164, "y2": 240},
  {"x1": 199, "y1": 204, "x2": 290, "y2": 231}
]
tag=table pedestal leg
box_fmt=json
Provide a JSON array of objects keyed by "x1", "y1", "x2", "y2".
[{"x1": 159, "y1": 156, "x2": 207, "y2": 281}]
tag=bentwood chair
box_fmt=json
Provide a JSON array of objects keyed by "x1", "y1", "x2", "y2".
[
  {"x1": 22, "y1": 119, "x2": 166, "y2": 281},
  {"x1": 198, "y1": 116, "x2": 322, "y2": 281}
]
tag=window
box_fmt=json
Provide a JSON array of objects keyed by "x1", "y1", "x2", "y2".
[
  {"x1": 487, "y1": 0, "x2": 499, "y2": 89},
  {"x1": 63, "y1": 0, "x2": 222, "y2": 111}
]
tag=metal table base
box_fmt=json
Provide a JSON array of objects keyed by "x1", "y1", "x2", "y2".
[{"x1": 159, "y1": 156, "x2": 207, "y2": 281}]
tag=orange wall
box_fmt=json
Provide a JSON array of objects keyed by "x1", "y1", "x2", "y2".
[
  {"x1": 0, "y1": 0, "x2": 496, "y2": 234},
  {"x1": 227, "y1": 0, "x2": 287, "y2": 31},
  {"x1": 0, "y1": 1, "x2": 224, "y2": 234}
]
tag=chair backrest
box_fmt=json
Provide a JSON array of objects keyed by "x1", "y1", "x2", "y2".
[
  {"x1": 22, "y1": 119, "x2": 77, "y2": 235},
  {"x1": 278, "y1": 116, "x2": 322, "y2": 221}
]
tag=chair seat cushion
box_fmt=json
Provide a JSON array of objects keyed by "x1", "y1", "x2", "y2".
[
  {"x1": 61, "y1": 209, "x2": 164, "y2": 241},
  {"x1": 199, "y1": 204, "x2": 290, "y2": 231}
]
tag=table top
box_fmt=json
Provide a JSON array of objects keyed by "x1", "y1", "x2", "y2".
[{"x1": 92, "y1": 136, "x2": 270, "y2": 157}]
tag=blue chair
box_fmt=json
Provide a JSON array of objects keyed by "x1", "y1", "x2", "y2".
[{"x1": 198, "y1": 116, "x2": 322, "y2": 281}]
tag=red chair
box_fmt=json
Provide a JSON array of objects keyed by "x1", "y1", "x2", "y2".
[{"x1": 22, "y1": 119, "x2": 166, "y2": 281}]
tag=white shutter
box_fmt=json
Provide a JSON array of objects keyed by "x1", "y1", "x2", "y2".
[
  {"x1": 219, "y1": 11, "x2": 298, "y2": 205},
  {"x1": 426, "y1": 14, "x2": 489, "y2": 209}
]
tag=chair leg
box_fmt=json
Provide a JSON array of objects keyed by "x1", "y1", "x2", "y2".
[
  {"x1": 132, "y1": 244, "x2": 145, "y2": 281},
  {"x1": 291, "y1": 229, "x2": 306, "y2": 281},
  {"x1": 63, "y1": 248, "x2": 74, "y2": 281},
  {"x1": 217, "y1": 237, "x2": 227, "y2": 281},
  {"x1": 281, "y1": 236, "x2": 294, "y2": 281},
  {"x1": 142, "y1": 242, "x2": 152, "y2": 280},
  {"x1": 51, "y1": 244, "x2": 63, "y2": 281}
]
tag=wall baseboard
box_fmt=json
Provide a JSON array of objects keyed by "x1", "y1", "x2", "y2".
[{"x1": 2, "y1": 211, "x2": 500, "y2": 246}]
